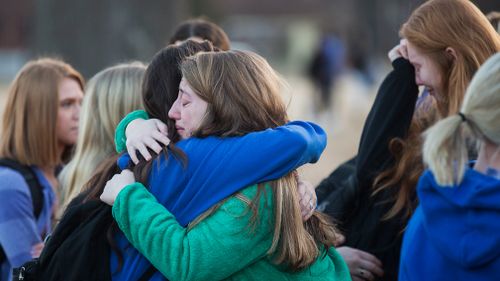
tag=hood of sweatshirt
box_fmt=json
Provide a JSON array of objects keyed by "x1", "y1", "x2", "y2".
[{"x1": 417, "y1": 168, "x2": 500, "y2": 269}]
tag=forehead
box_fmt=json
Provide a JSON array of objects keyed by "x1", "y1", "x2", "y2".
[
  {"x1": 407, "y1": 42, "x2": 425, "y2": 64},
  {"x1": 179, "y1": 78, "x2": 195, "y2": 96},
  {"x1": 58, "y1": 78, "x2": 83, "y2": 98}
]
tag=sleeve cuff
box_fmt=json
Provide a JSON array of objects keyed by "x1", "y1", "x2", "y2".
[
  {"x1": 114, "y1": 110, "x2": 149, "y2": 153},
  {"x1": 392, "y1": 57, "x2": 413, "y2": 70}
]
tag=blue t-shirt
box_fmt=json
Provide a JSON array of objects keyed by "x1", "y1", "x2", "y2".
[{"x1": 110, "y1": 121, "x2": 327, "y2": 280}]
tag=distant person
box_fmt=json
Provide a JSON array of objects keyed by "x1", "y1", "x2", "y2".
[
  {"x1": 308, "y1": 35, "x2": 345, "y2": 111},
  {"x1": 169, "y1": 18, "x2": 230, "y2": 50},
  {"x1": 347, "y1": 44, "x2": 374, "y2": 86},
  {"x1": 0, "y1": 58, "x2": 84, "y2": 281},
  {"x1": 400, "y1": 52, "x2": 500, "y2": 281},
  {"x1": 58, "y1": 62, "x2": 146, "y2": 213}
]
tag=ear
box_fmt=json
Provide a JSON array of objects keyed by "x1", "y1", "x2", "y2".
[{"x1": 445, "y1": 47, "x2": 457, "y2": 61}]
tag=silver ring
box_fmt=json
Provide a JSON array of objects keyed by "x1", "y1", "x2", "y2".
[{"x1": 359, "y1": 268, "x2": 366, "y2": 277}]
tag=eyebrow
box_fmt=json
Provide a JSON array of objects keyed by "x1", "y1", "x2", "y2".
[{"x1": 180, "y1": 89, "x2": 193, "y2": 99}]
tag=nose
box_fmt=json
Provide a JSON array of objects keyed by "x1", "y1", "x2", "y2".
[
  {"x1": 168, "y1": 98, "x2": 181, "y2": 120},
  {"x1": 73, "y1": 103, "x2": 81, "y2": 121}
]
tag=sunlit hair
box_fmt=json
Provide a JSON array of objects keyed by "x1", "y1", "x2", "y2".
[
  {"x1": 424, "y1": 53, "x2": 500, "y2": 186},
  {"x1": 401, "y1": 0, "x2": 500, "y2": 117},
  {"x1": 169, "y1": 18, "x2": 230, "y2": 51},
  {"x1": 181, "y1": 50, "x2": 339, "y2": 270},
  {"x1": 374, "y1": 0, "x2": 500, "y2": 221},
  {"x1": 0, "y1": 58, "x2": 84, "y2": 167},
  {"x1": 58, "y1": 62, "x2": 146, "y2": 209}
]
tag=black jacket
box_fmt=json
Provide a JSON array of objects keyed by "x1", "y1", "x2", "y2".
[{"x1": 317, "y1": 58, "x2": 419, "y2": 281}]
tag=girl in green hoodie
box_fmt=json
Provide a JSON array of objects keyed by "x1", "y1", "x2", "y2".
[{"x1": 101, "y1": 49, "x2": 350, "y2": 281}]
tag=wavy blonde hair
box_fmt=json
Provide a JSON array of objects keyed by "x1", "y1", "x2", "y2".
[
  {"x1": 58, "y1": 62, "x2": 146, "y2": 209},
  {"x1": 424, "y1": 53, "x2": 500, "y2": 186},
  {"x1": 374, "y1": 0, "x2": 500, "y2": 220},
  {"x1": 0, "y1": 58, "x2": 84, "y2": 167},
  {"x1": 182, "y1": 50, "x2": 338, "y2": 271}
]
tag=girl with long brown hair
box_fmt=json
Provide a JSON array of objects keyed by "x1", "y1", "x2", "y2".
[
  {"x1": 316, "y1": 0, "x2": 500, "y2": 280},
  {"x1": 100, "y1": 49, "x2": 349, "y2": 280},
  {"x1": 0, "y1": 58, "x2": 83, "y2": 281}
]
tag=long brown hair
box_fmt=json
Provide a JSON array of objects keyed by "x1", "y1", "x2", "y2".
[
  {"x1": 374, "y1": 0, "x2": 500, "y2": 220},
  {"x1": 182, "y1": 50, "x2": 339, "y2": 270},
  {"x1": 0, "y1": 58, "x2": 84, "y2": 167},
  {"x1": 78, "y1": 40, "x2": 217, "y2": 268}
]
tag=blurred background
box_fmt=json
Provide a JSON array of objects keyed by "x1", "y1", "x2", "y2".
[{"x1": 1, "y1": 0, "x2": 499, "y2": 185}]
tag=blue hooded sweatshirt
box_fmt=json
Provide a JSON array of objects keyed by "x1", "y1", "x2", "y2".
[
  {"x1": 110, "y1": 121, "x2": 328, "y2": 280},
  {"x1": 399, "y1": 168, "x2": 500, "y2": 281}
]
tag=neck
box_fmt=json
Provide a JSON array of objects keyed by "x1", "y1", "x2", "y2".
[{"x1": 474, "y1": 140, "x2": 500, "y2": 173}]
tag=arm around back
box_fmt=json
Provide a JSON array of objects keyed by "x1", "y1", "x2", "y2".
[{"x1": 112, "y1": 182, "x2": 274, "y2": 280}]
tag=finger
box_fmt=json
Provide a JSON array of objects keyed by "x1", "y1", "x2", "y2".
[
  {"x1": 351, "y1": 276, "x2": 364, "y2": 281},
  {"x1": 144, "y1": 137, "x2": 163, "y2": 154},
  {"x1": 154, "y1": 119, "x2": 169, "y2": 135},
  {"x1": 358, "y1": 268, "x2": 375, "y2": 281},
  {"x1": 311, "y1": 189, "x2": 317, "y2": 206},
  {"x1": 400, "y1": 47, "x2": 408, "y2": 59},
  {"x1": 152, "y1": 131, "x2": 171, "y2": 147},
  {"x1": 136, "y1": 143, "x2": 152, "y2": 161},
  {"x1": 335, "y1": 234, "x2": 345, "y2": 246},
  {"x1": 357, "y1": 251, "x2": 383, "y2": 267},
  {"x1": 360, "y1": 260, "x2": 384, "y2": 277},
  {"x1": 303, "y1": 208, "x2": 314, "y2": 221},
  {"x1": 399, "y1": 39, "x2": 409, "y2": 59},
  {"x1": 128, "y1": 147, "x2": 139, "y2": 165}
]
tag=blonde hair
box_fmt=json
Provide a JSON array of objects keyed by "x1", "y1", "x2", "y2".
[
  {"x1": 374, "y1": 0, "x2": 500, "y2": 220},
  {"x1": 0, "y1": 58, "x2": 84, "y2": 166},
  {"x1": 424, "y1": 53, "x2": 500, "y2": 186},
  {"x1": 58, "y1": 62, "x2": 146, "y2": 207},
  {"x1": 182, "y1": 50, "x2": 338, "y2": 270}
]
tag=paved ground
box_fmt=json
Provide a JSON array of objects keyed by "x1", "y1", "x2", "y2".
[{"x1": 0, "y1": 72, "x2": 377, "y2": 187}]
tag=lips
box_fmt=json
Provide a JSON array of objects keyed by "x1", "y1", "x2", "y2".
[{"x1": 175, "y1": 125, "x2": 184, "y2": 133}]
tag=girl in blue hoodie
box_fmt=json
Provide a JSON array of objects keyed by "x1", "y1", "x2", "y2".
[{"x1": 399, "y1": 53, "x2": 500, "y2": 281}]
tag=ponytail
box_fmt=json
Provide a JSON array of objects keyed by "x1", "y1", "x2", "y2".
[{"x1": 423, "y1": 115, "x2": 468, "y2": 186}]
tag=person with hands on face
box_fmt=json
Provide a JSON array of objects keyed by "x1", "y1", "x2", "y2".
[
  {"x1": 400, "y1": 52, "x2": 500, "y2": 281},
  {"x1": 317, "y1": 1, "x2": 500, "y2": 280}
]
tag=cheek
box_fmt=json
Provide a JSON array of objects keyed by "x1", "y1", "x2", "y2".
[{"x1": 57, "y1": 110, "x2": 73, "y2": 129}]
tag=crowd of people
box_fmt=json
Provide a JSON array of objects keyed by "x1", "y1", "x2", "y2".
[{"x1": 0, "y1": 0, "x2": 499, "y2": 280}]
